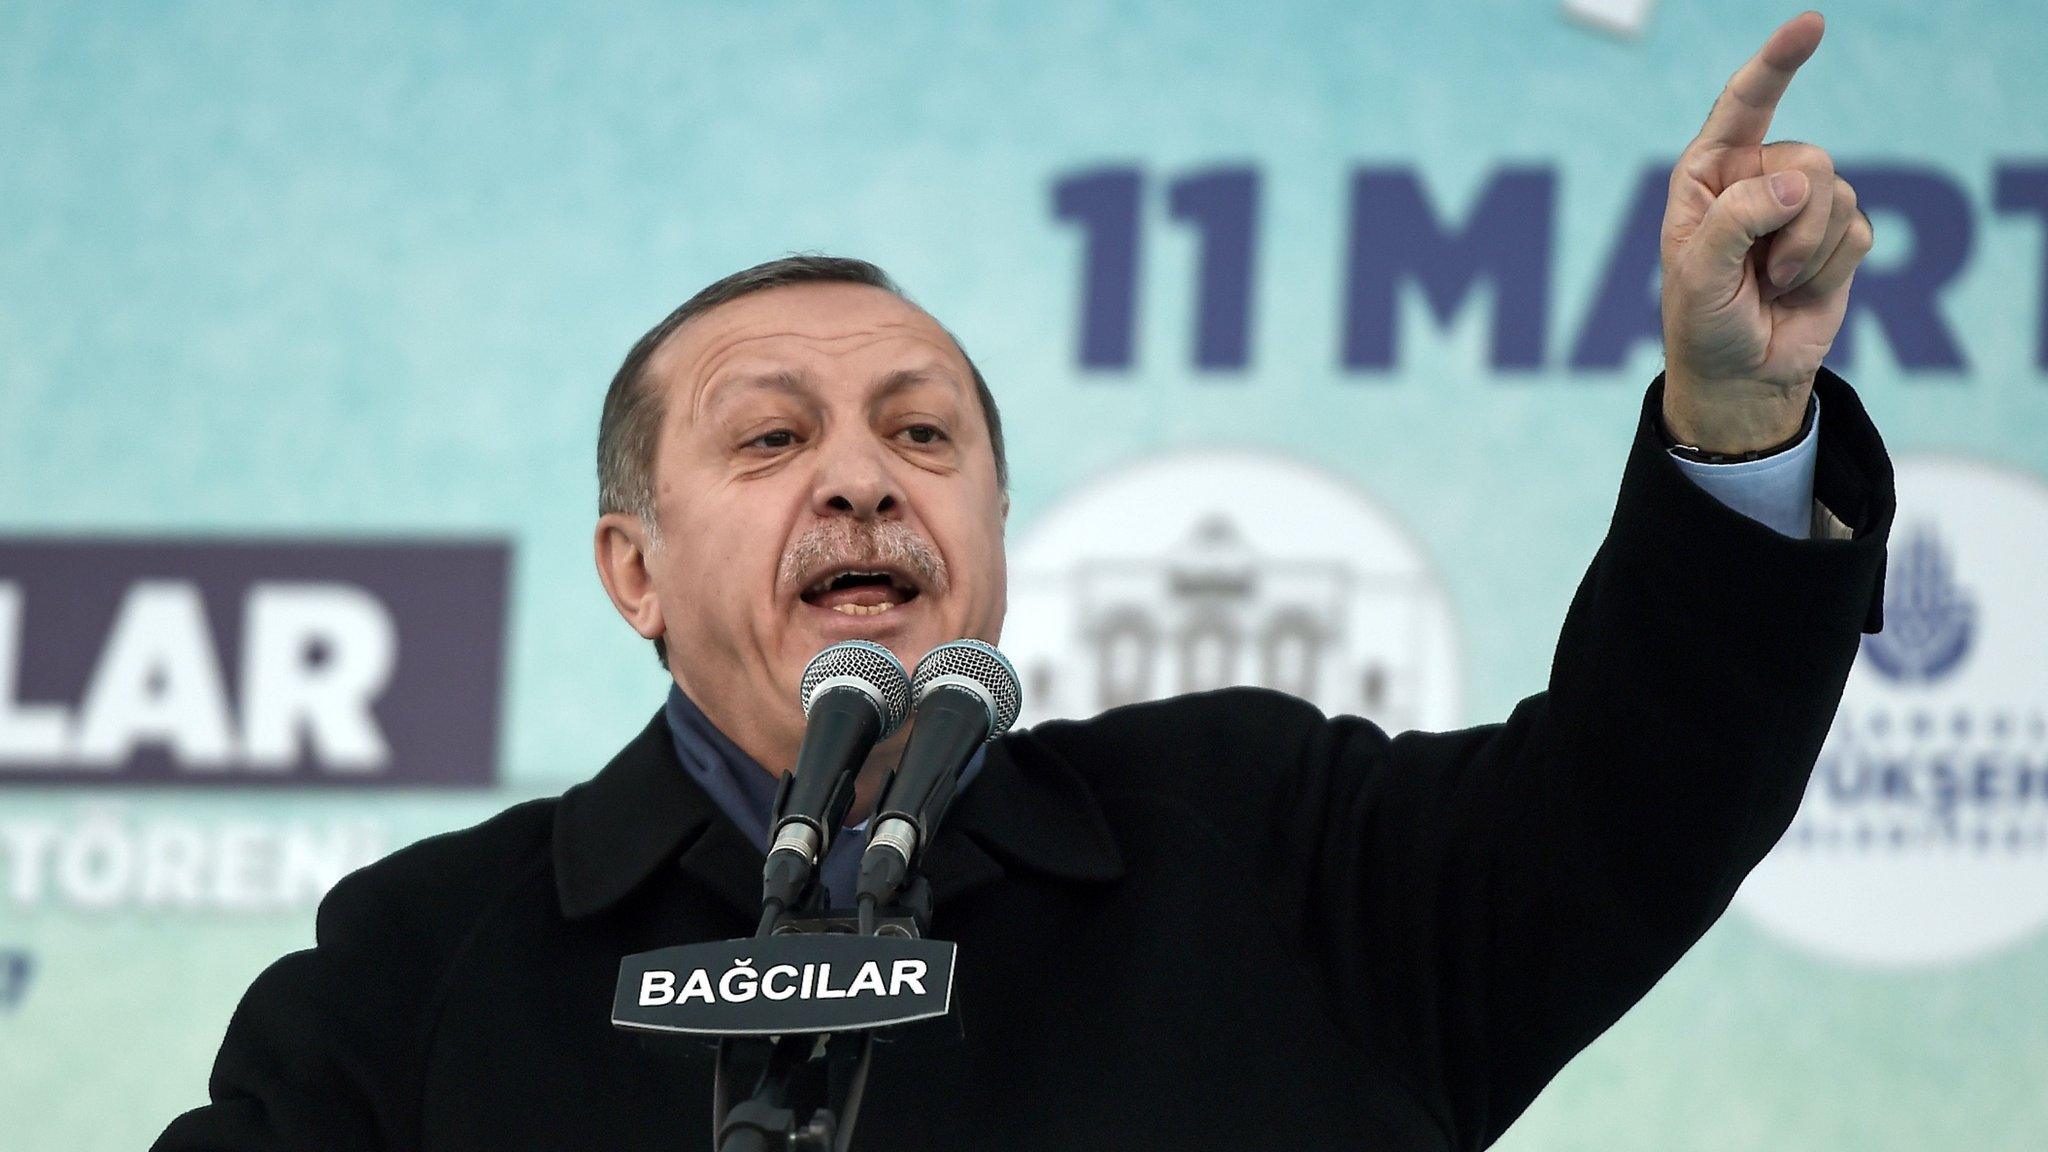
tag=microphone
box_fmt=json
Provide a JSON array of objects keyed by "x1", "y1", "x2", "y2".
[
  {"x1": 857, "y1": 640, "x2": 1022, "y2": 921},
  {"x1": 760, "y1": 641, "x2": 912, "y2": 924}
]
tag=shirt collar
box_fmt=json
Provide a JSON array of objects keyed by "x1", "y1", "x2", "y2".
[
  {"x1": 662, "y1": 683, "x2": 781, "y2": 849},
  {"x1": 553, "y1": 704, "x2": 1123, "y2": 923}
]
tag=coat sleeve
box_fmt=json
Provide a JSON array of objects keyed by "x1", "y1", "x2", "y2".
[
  {"x1": 150, "y1": 847, "x2": 473, "y2": 1151},
  {"x1": 1269, "y1": 366, "x2": 1893, "y2": 1149}
]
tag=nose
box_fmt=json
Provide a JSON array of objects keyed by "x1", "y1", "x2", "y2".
[{"x1": 808, "y1": 428, "x2": 903, "y2": 521}]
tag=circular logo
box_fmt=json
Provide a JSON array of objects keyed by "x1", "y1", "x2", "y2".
[
  {"x1": 1001, "y1": 451, "x2": 1461, "y2": 734},
  {"x1": 1734, "y1": 455, "x2": 2048, "y2": 967}
]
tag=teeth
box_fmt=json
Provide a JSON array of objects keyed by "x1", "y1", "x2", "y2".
[{"x1": 831, "y1": 601, "x2": 897, "y2": 616}]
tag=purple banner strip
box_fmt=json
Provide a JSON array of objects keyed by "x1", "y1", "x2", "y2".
[{"x1": 0, "y1": 537, "x2": 508, "y2": 788}]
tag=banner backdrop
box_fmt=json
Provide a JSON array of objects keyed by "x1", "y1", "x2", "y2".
[{"x1": 3, "y1": 2, "x2": 2045, "y2": 1148}]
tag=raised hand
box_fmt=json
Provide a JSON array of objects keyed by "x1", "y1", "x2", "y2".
[{"x1": 1660, "y1": 10, "x2": 1874, "y2": 454}]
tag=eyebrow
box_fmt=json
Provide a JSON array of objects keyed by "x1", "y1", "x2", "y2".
[
  {"x1": 697, "y1": 368, "x2": 811, "y2": 423},
  {"x1": 870, "y1": 366, "x2": 964, "y2": 407}
]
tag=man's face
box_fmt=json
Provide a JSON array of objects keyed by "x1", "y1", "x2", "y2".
[{"x1": 631, "y1": 282, "x2": 1008, "y2": 764}]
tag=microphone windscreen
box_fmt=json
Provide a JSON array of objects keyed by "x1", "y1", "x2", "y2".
[
  {"x1": 910, "y1": 639, "x2": 1022, "y2": 738},
  {"x1": 799, "y1": 640, "x2": 912, "y2": 737}
]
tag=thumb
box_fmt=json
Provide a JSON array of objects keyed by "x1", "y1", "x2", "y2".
[{"x1": 1685, "y1": 169, "x2": 1810, "y2": 283}]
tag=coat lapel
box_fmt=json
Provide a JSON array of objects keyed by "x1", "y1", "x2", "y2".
[
  {"x1": 553, "y1": 712, "x2": 763, "y2": 924},
  {"x1": 926, "y1": 733, "x2": 1124, "y2": 905}
]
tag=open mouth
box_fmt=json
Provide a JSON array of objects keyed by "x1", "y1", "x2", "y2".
[{"x1": 798, "y1": 568, "x2": 922, "y2": 617}]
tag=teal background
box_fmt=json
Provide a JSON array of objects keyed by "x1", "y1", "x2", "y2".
[{"x1": 2, "y1": 1, "x2": 2045, "y2": 1147}]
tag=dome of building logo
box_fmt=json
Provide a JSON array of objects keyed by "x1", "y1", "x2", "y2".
[
  {"x1": 1002, "y1": 451, "x2": 1461, "y2": 735},
  {"x1": 1735, "y1": 456, "x2": 2048, "y2": 968}
]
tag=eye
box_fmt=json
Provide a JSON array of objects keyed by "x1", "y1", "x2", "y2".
[
  {"x1": 747, "y1": 429, "x2": 798, "y2": 451},
  {"x1": 899, "y1": 424, "x2": 948, "y2": 446}
]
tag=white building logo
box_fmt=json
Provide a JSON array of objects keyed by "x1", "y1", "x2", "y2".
[
  {"x1": 1735, "y1": 456, "x2": 2048, "y2": 967},
  {"x1": 1002, "y1": 452, "x2": 1461, "y2": 733}
]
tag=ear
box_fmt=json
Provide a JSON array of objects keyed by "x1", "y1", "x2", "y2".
[{"x1": 593, "y1": 512, "x2": 666, "y2": 643}]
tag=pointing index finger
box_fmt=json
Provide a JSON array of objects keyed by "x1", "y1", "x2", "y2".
[{"x1": 1694, "y1": 11, "x2": 1825, "y2": 149}]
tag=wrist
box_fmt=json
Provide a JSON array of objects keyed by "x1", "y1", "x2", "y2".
[{"x1": 1661, "y1": 369, "x2": 1813, "y2": 456}]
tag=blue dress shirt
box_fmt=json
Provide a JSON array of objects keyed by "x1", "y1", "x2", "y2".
[{"x1": 1667, "y1": 396, "x2": 1820, "y2": 539}]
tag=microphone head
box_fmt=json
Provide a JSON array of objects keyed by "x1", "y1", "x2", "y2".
[
  {"x1": 911, "y1": 639, "x2": 1023, "y2": 739},
  {"x1": 799, "y1": 640, "x2": 912, "y2": 738}
]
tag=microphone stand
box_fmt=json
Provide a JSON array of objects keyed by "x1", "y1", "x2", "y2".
[{"x1": 710, "y1": 878, "x2": 934, "y2": 1152}]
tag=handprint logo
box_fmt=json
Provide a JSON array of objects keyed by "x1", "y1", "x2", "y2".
[{"x1": 1861, "y1": 525, "x2": 1975, "y2": 685}]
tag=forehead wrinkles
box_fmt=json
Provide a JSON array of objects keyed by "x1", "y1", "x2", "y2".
[{"x1": 669, "y1": 319, "x2": 962, "y2": 428}]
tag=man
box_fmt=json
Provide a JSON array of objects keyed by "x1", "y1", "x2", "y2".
[{"x1": 157, "y1": 12, "x2": 1888, "y2": 1150}]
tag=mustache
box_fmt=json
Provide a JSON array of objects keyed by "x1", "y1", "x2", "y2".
[{"x1": 777, "y1": 519, "x2": 950, "y2": 596}]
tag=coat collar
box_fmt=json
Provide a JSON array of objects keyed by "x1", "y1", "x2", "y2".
[{"x1": 553, "y1": 710, "x2": 1124, "y2": 922}]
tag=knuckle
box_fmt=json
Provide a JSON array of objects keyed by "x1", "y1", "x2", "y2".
[{"x1": 1770, "y1": 140, "x2": 1834, "y2": 178}]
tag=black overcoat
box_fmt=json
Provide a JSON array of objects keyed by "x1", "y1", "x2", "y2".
[{"x1": 155, "y1": 370, "x2": 1894, "y2": 1151}]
